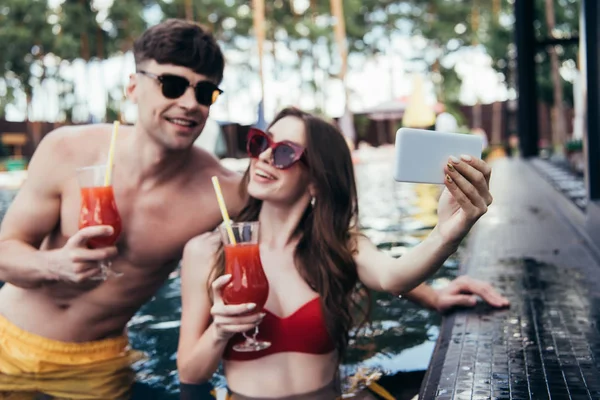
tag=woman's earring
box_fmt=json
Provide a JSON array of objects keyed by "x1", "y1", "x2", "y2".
[{"x1": 310, "y1": 197, "x2": 316, "y2": 207}]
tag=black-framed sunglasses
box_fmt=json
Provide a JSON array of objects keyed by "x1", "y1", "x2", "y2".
[{"x1": 137, "y1": 70, "x2": 223, "y2": 106}]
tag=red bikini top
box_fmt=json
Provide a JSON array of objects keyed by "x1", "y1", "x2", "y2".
[{"x1": 223, "y1": 297, "x2": 335, "y2": 361}]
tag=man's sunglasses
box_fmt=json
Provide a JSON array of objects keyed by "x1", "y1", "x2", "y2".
[
  {"x1": 137, "y1": 70, "x2": 223, "y2": 106},
  {"x1": 246, "y1": 128, "x2": 306, "y2": 170}
]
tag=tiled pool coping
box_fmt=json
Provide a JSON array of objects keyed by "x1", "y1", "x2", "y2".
[{"x1": 420, "y1": 158, "x2": 600, "y2": 400}]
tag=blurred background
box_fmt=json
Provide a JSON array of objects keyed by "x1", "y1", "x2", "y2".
[
  {"x1": 0, "y1": 1, "x2": 588, "y2": 398},
  {"x1": 0, "y1": 0, "x2": 582, "y2": 169}
]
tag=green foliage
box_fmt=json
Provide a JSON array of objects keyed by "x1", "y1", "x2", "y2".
[
  {"x1": 0, "y1": 84, "x2": 15, "y2": 118},
  {"x1": 565, "y1": 138, "x2": 583, "y2": 152},
  {"x1": 105, "y1": 0, "x2": 149, "y2": 53},
  {"x1": 156, "y1": 0, "x2": 252, "y2": 47},
  {"x1": 483, "y1": 0, "x2": 579, "y2": 106},
  {"x1": 0, "y1": 0, "x2": 54, "y2": 114},
  {"x1": 353, "y1": 113, "x2": 371, "y2": 140},
  {"x1": 0, "y1": 0, "x2": 582, "y2": 121}
]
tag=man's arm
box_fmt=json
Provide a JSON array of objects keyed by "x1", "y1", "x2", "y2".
[
  {"x1": 0, "y1": 130, "x2": 68, "y2": 287},
  {"x1": 0, "y1": 128, "x2": 112, "y2": 287}
]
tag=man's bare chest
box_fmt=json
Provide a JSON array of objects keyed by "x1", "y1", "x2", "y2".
[{"x1": 59, "y1": 182, "x2": 224, "y2": 266}]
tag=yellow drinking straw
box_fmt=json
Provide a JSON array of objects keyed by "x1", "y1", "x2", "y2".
[
  {"x1": 211, "y1": 176, "x2": 237, "y2": 245},
  {"x1": 104, "y1": 121, "x2": 120, "y2": 186}
]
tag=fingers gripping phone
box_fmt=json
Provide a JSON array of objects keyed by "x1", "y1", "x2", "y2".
[{"x1": 393, "y1": 128, "x2": 484, "y2": 184}]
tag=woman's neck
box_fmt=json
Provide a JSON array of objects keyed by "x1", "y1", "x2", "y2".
[{"x1": 258, "y1": 197, "x2": 311, "y2": 249}]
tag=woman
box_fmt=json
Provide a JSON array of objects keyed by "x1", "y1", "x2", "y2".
[{"x1": 177, "y1": 107, "x2": 494, "y2": 399}]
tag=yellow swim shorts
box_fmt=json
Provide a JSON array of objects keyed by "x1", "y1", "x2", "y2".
[{"x1": 0, "y1": 314, "x2": 144, "y2": 400}]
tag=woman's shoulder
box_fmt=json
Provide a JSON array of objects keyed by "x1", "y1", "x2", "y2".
[
  {"x1": 182, "y1": 231, "x2": 221, "y2": 271},
  {"x1": 348, "y1": 229, "x2": 367, "y2": 254}
]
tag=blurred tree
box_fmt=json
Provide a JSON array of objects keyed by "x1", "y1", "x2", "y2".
[
  {"x1": 0, "y1": 0, "x2": 54, "y2": 119},
  {"x1": 485, "y1": 0, "x2": 578, "y2": 146},
  {"x1": 0, "y1": 0, "x2": 580, "y2": 127},
  {"x1": 50, "y1": 0, "x2": 112, "y2": 122},
  {"x1": 103, "y1": 0, "x2": 149, "y2": 122},
  {"x1": 53, "y1": 0, "x2": 106, "y2": 62},
  {"x1": 48, "y1": 0, "x2": 149, "y2": 122},
  {"x1": 481, "y1": 0, "x2": 578, "y2": 108},
  {"x1": 343, "y1": 0, "x2": 578, "y2": 109},
  {"x1": 156, "y1": 0, "x2": 253, "y2": 47},
  {"x1": 0, "y1": 84, "x2": 15, "y2": 119},
  {"x1": 104, "y1": 0, "x2": 149, "y2": 54},
  {"x1": 347, "y1": 0, "x2": 484, "y2": 109}
]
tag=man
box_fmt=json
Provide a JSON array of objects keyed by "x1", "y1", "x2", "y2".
[
  {"x1": 0, "y1": 19, "x2": 242, "y2": 400},
  {"x1": 0, "y1": 19, "x2": 507, "y2": 400}
]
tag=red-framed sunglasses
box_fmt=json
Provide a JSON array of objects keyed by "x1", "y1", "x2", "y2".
[{"x1": 246, "y1": 128, "x2": 306, "y2": 170}]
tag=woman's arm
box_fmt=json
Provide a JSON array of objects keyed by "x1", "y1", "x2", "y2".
[
  {"x1": 402, "y1": 277, "x2": 510, "y2": 312},
  {"x1": 399, "y1": 282, "x2": 439, "y2": 310},
  {"x1": 353, "y1": 227, "x2": 458, "y2": 294},
  {"x1": 177, "y1": 233, "x2": 228, "y2": 383},
  {"x1": 177, "y1": 232, "x2": 266, "y2": 384},
  {"x1": 354, "y1": 156, "x2": 493, "y2": 294}
]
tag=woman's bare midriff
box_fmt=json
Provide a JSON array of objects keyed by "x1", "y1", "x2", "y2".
[{"x1": 224, "y1": 352, "x2": 338, "y2": 398}]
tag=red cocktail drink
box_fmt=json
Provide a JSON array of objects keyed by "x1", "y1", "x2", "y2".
[
  {"x1": 222, "y1": 243, "x2": 269, "y2": 309},
  {"x1": 79, "y1": 186, "x2": 122, "y2": 248},
  {"x1": 76, "y1": 164, "x2": 123, "y2": 279},
  {"x1": 218, "y1": 221, "x2": 271, "y2": 352}
]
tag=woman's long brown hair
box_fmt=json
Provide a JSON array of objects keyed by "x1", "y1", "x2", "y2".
[{"x1": 208, "y1": 107, "x2": 369, "y2": 363}]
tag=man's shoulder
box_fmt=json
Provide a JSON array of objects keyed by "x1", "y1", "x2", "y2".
[
  {"x1": 189, "y1": 146, "x2": 221, "y2": 168},
  {"x1": 26, "y1": 125, "x2": 109, "y2": 170},
  {"x1": 188, "y1": 147, "x2": 243, "y2": 182},
  {"x1": 39, "y1": 124, "x2": 112, "y2": 153},
  {"x1": 45, "y1": 123, "x2": 112, "y2": 139}
]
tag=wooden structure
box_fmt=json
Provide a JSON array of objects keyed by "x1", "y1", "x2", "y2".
[{"x1": 1, "y1": 133, "x2": 28, "y2": 158}]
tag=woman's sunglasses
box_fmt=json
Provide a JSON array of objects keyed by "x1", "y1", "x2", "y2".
[
  {"x1": 246, "y1": 128, "x2": 306, "y2": 170},
  {"x1": 137, "y1": 70, "x2": 223, "y2": 106}
]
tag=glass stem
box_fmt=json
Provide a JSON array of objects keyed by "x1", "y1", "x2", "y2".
[{"x1": 243, "y1": 326, "x2": 260, "y2": 344}]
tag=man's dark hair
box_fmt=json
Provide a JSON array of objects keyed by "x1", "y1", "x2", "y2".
[{"x1": 133, "y1": 19, "x2": 225, "y2": 84}]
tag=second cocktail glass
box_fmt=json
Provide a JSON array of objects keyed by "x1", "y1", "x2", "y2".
[{"x1": 219, "y1": 221, "x2": 271, "y2": 352}]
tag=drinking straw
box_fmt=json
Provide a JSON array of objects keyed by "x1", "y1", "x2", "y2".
[
  {"x1": 104, "y1": 121, "x2": 120, "y2": 186},
  {"x1": 211, "y1": 176, "x2": 237, "y2": 244}
]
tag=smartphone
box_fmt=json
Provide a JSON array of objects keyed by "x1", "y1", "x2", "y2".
[{"x1": 393, "y1": 128, "x2": 484, "y2": 184}]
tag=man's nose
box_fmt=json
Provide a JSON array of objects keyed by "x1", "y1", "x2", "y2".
[{"x1": 178, "y1": 87, "x2": 200, "y2": 109}]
